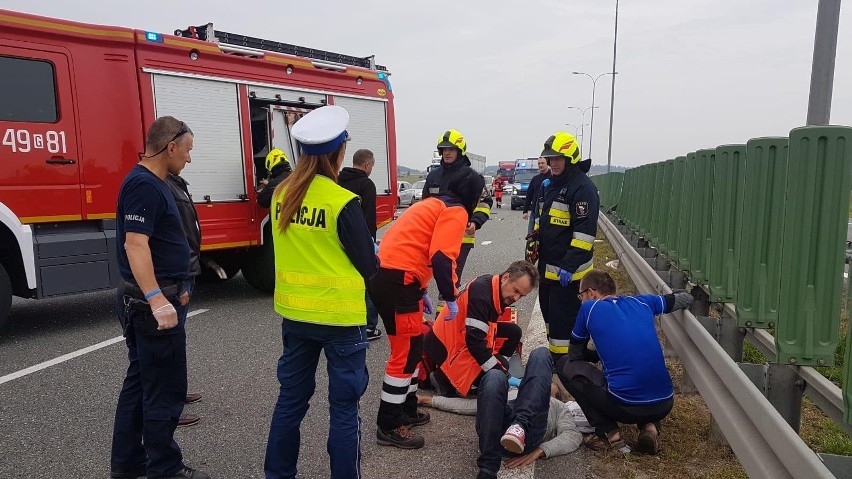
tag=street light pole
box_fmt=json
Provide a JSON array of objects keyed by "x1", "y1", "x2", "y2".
[
  {"x1": 567, "y1": 106, "x2": 598, "y2": 154},
  {"x1": 606, "y1": 0, "x2": 619, "y2": 173},
  {"x1": 573, "y1": 71, "x2": 615, "y2": 160},
  {"x1": 565, "y1": 123, "x2": 588, "y2": 143},
  {"x1": 806, "y1": 0, "x2": 841, "y2": 125}
]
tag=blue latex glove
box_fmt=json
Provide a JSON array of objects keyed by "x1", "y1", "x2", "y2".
[
  {"x1": 446, "y1": 300, "x2": 459, "y2": 320},
  {"x1": 422, "y1": 293, "x2": 434, "y2": 315},
  {"x1": 373, "y1": 242, "x2": 379, "y2": 254},
  {"x1": 558, "y1": 268, "x2": 573, "y2": 287},
  {"x1": 542, "y1": 178, "x2": 551, "y2": 188},
  {"x1": 507, "y1": 376, "x2": 522, "y2": 388}
]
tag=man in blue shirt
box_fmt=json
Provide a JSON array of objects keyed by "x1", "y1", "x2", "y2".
[
  {"x1": 111, "y1": 116, "x2": 209, "y2": 479},
  {"x1": 556, "y1": 269, "x2": 692, "y2": 455}
]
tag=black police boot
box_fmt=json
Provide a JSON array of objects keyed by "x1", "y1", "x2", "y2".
[
  {"x1": 163, "y1": 465, "x2": 210, "y2": 479},
  {"x1": 110, "y1": 466, "x2": 146, "y2": 479}
]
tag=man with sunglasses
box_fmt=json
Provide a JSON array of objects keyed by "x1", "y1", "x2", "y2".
[
  {"x1": 111, "y1": 117, "x2": 209, "y2": 479},
  {"x1": 556, "y1": 269, "x2": 693, "y2": 455}
]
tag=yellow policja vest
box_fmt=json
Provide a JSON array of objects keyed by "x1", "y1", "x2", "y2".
[{"x1": 272, "y1": 175, "x2": 366, "y2": 326}]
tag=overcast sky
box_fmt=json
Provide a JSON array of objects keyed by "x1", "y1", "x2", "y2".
[{"x1": 5, "y1": 0, "x2": 849, "y2": 169}]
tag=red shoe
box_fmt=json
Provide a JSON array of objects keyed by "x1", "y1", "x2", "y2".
[{"x1": 500, "y1": 423, "x2": 526, "y2": 453}]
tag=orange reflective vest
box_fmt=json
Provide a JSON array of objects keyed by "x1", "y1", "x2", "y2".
[{"x1": 431, "y1": 275, "x2": 512, "y2": 396}]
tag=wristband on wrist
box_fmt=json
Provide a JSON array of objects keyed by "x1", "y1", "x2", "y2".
[{"x1": 144, "y1": 288, "x2": 161, "y2": 300}]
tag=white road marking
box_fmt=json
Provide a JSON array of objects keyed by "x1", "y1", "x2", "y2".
[
  {"x1": 0, "y1": 309, "x2": 208, "y2": 385},
  {"x1": 482, "y1": 241, "x2": 493, "y2": 245}
]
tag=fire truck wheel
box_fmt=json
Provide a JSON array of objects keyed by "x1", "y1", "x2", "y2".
[
  {"x1": 0, "y1": 263, "x2": 11, "y2": 331},
  {"x1": 242, "y1": 240, "x2": 275, "y2": 293}
]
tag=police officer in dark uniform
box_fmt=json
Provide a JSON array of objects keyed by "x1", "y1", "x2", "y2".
[
  {"x1": 422, "y1": 129, "x2": 492, "y2": 286},
  {"x1": 111, "y1": 116, "x2": 209, "y2": 479},
  {"x1": 533, "y1": 131, "x2": 599, "y2": 361}
]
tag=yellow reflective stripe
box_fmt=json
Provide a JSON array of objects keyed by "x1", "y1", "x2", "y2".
[
  {"x1": 276, "y1": 270, "x2": 364, "y2": 289},
  {"x1": 549, "y1": 209, "x2": 571, "y2": 219},
  {"x1": 462, "y1": 236, "x2": 476, "y2": 244},
  {"x1": 548, "y1": 343, "x2": 569, "y2": 354},
  {"x1": 570, "y1": 238, "x2": 593, "y2": 251},
  {"x1": 544, "y1": 264, "x2": 560, "y2": 281},
  {"x1": 274, "y1": 291, "x2": 365, "y2": 314},
  {"x1": 572, "y1": 261, "x2": 594, "y2": 280},
  {"x1": 474, "y1": 206, "x2": 491, "y2": 216}
]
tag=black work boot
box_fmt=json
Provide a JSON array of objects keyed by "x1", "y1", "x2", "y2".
[
  {"x1": 376, "y1": 425, "x2": 425, "y2": 449},
  {"x1": 163, "y1": 465, "x2": 210, "y2": 479}
]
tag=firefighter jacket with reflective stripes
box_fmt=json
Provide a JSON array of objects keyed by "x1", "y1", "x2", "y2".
[
  {"x1": 377, "y1": 196, "x2": 469, "y2": 301},
  {"x1": 536, "y1": 167, "x2": 599, "y2": 282},
  {"x1": 422, "y1": 160, "x2": 492, "y2": 245},
  {"x1": 271, "y1": 175, "x2": 366, "y2": 326},
  {"x1": 430, "y1": 274, "x2": 510, "y2": 396}
]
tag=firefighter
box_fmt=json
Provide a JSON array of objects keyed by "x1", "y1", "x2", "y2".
[
  {"x1": 257, "y1": 148, "x2": 292, "y2": 208},
  {"x1": 264, "y1": 106, "x2": 379, "y2": 479},
  {"x1": 423, "y1": 260, "x2": 538, "y2": 398},
  {"x1": 369, "y1": 167, "x2": 486, "y2": 449},
  {"x1": 532, "y1": 131, "x2": 599, "y2": 361},
  {"x1": 421, "y1": 130, "x2": 492, "y2": 287}
]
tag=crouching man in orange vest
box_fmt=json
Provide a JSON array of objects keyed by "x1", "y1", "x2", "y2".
[{"x1": 424, "y1": 261, "x2": 539, "y2": 397}]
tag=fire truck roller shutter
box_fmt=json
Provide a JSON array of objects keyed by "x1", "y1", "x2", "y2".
[
  {"x1": 152, "y1": 74, "x2": 246, "y2": 202},
  {"x1": 329, "y1": 96, "x2": 391, "y2": 196}
]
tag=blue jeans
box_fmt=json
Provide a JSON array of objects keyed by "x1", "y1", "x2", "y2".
[
  {"x1": 366, "y1": 292, "x2": 379, "y2": 329},
  {"x1": 475, "y1": 348, "x2": 552, "y2": 477},
  {"x1": 111, "y1": 288, "x2": 189, "y2": 478},
  {"x1": 265, "y1": 319, "x2": 369, "y2": 479}
]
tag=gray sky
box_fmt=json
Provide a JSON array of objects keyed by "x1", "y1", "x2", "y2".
[{"x1": 5, "y1": 0, "x2": 849, "y2": 169}]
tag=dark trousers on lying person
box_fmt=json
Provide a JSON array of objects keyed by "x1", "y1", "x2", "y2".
[
  {"x1": 556, "y1": 358, "x2": 673, "y2": 438},
  {"x1": 475, "y1": 348, "x2": 553, "y2": 478}
]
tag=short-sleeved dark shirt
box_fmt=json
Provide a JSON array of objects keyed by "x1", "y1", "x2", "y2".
[{"x1": 116, "y1": 165, "x2": 190, "y2": 282}]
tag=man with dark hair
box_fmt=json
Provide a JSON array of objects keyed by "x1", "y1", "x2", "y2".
[
  {"x1": 424, "y1": 260, "x2": 538, "y2": 399},
  {"x1": 522, "y1": 157, "x2": 551, "y2": 235},
  {"x1": 556, "y1": 269, "x2": 693, "y2": 454},
  {"x1": 339, "y1": 148, "x2": 381, "y2": 339},
  {"x1": 112, "y1": 116, "x2": 209, "y2": 479}
]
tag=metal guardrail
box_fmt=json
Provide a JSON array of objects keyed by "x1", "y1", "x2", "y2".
[{"x1": 599, "y1": 212, "x2": 835, "y2": 479}]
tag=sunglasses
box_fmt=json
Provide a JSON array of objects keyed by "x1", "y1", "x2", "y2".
[
  {"x1": 577, "y1": 288, "x2": 595, "y2": 300},
  {"x1": 141, "y1": 121, "x2": 190, "y2": 160}
]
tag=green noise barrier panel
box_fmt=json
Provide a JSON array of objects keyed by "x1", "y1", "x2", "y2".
[
  {"x1": 688, "y1": 148, "x2": 714, "y2": 284},
  {"x1": 656, "y1": 160, "x2": 675, "y2": 256},
  {"x1": 736, "y1": 137, "x2": 788, "y2": 329},
  {"x1": 668, "y1": 156, "x2": 687, "y2": 266},
  {"x1": 708, "y1": 144, "x2": 747, "y2": 303},
  {"x1": 776, "y1": 126, "x2": 852, "y2": 366},
  {"x1": 678, "y1": 152, "x2": 697, "y2": 271}
]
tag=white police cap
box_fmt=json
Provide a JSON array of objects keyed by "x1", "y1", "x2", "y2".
[{"x1": 291, "y1": 105, "x2": 350, "y2": 155}]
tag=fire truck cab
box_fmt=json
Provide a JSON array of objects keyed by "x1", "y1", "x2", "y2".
[{"x1": 0, "y1": 10, "x2": 398, "y2": 328}]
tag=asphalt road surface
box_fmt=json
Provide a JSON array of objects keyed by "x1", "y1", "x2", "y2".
[{"x1": 0, "y1": 196, "x2": 594, "y2": 479}]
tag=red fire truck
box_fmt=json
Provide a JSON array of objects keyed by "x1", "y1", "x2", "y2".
[{"x1": 0, "y1": 9, "x2": 399, "y2": 328}]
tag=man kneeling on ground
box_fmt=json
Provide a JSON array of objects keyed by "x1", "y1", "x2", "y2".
[
  {"x1": 419, "y1": 347, "x2": 582, "y2": 479},
  {"x1": 556, "y1": 269, "x2": 693, "y2": 454},
  {"x1": 424, "y1": 261, "x2": 538, "y2": 398}
]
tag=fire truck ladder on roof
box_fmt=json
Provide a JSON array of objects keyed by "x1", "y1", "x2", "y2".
[{"x1": 173, "y1": 23, "x2": 388, "y2": 72}]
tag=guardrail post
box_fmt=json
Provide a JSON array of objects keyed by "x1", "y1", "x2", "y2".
[
  {"x1": 766, "y1": 364, "x2": 804, "y2": 432},
  {"x1": 689, "y1": 286, "x2": 710, "y2": 316},
  {"x1": 718, "y1": 309, "x2": 745, "y2": 362}
]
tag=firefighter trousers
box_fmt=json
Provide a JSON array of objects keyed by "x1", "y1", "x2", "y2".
[
  {"x1": 455, "y1": 242, "x2": 474, "y2": 288},
  {"x1": 538, "y1": 279, "x2": 581, "y2": 360},
  {"x1": 368, "y1": 268, "x2": 425, "y2": 431}
]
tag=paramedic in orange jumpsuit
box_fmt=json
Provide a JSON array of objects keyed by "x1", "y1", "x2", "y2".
[{"x1": 369, "y1": 167, "x2": 486, "y2": 449}]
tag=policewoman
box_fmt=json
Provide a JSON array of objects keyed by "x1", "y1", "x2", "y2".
[{"x1": 264, "y1": 106, "x2": 379, "y2": 479}]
